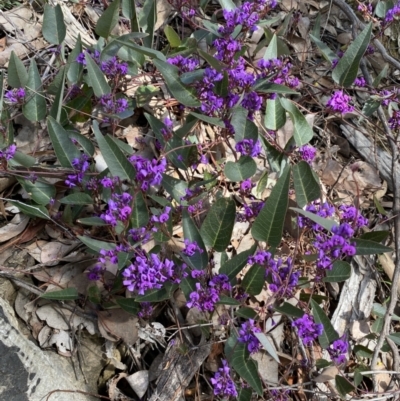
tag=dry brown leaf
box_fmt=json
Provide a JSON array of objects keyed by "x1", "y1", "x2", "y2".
[
  {"x1": 251, "y1": 351, "x2": 278, "y2": 384},
  {"x1": 0, "y1": 36, "x2": 6, "y2": 52},
  {"x1": 0, "y1": 214, "x2": 29, "y2": 243},
  {"x1": 314, "y1": 366, "x2": 340, "y2": 383},
  {"x1": 287, "y1": 34, "x2": 309, "y2": 63},
  {"x1": 98, "y1": 310, "x2": 138, "y2": 345}
]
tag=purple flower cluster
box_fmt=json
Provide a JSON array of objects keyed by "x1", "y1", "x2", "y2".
[
  {"x1": 129, "y1": 226, "x2": 152, "y2": 244},
  {"x1": 187, "y1": 270, "x2": 231, "y2": 312},
  {"x1": 292, "y1": 314, "x2": 323, "y2": 346},
  {"x1": 326, "y1": 90, "x2": 354, "y2": 114},
  {"x1": 166, "y1": 55, "x2": 199, "y2": 73},
  {"x1": 0, "y1": 144, "x2": 17, "y2": 160},
  {"x1": 298, "y1": 144, "x2": 317, "y2": 164},
  {"x1": 298, "y1": 202, "x2": 335, "y2": 231},
  {"x1": 238, "y1": 201, "x2": 264, "y2": 222},
  {"x1": 328, "y1": 337, "x2": 348, "y2": 364},
  {"x1": 65, "y1": 154, "x2": 90, "y2": 188},
  {"x1": 182, "y1": 240, "x2": 203, "y2": 256},
  {"x1": 258, "y1": 58, "x2": 300, "y2": 89},
  {"x1": 129, "y1": 155, "x2": 167, "y2": 191},
  {"x1": 210, "y1": 360, "x2": 237, "y2": 398},
  {"x1": 87, "y1": 245, "x2": 127, "y2": 281},
  {"x1": 389, "y1": 110, "x2": 400, "y2": 130},
  {"x1": 354, "y1": 77, "x2": 366, "y2": 87},
  {"x1": 122, "y1": 250, "x2": 176, "y2": 295},
  {"x1": 138, "y1": 302, "x2": 154, "y2": 319},
  {"x1": 151, "y1": 206, "x2": 171, "y2": 224},
  {"x1": 160, "y1": 117, "x2": 174, "y2": 139},
  {"x1": 235, "y1": 139, "x2": 262, "y2": 157},
  {"x1": 339, "y1": 204, "x2": 368, "y2": 228},
  {"x1": 77, "y1": 50, "x2": 128, "y2": 78},
  {"x1": 237, "y1": 319, "x2": 261, "y2": 353},
  {"x1": 385, "y1": 1, "x2": 400, "y2": 23},
  {"x1": 98, "y1": 94, "x2": 129, "y2": 116},
  {"x1": 240, "y1": 178, "x2": 255, "y2": 193},
  {"x1": 4, "y1": 88, "x2": 25, "y2": 104},
  {"x1": 100, "y1": 192, "x2": 132, "y2": 226},
  {"x1": 248, "y1": 251, "x2": 300, "y2": 297}
]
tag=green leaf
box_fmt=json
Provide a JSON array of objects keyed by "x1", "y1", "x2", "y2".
[
  {"x1": 162, "y1": 174, "x2": 188, "y2": 203},
  {"x1": 231, "y1": 107, "x2": 248, "y2": 141},
  {"x1": 60, "y1": 193, "x2": 94, "y2": 205},
  {"x1": 116, "y1": 40, "x2": 166, "y2": 61},
  {"x1": 49, "y1": 67, "x2": 66, "y2": 123},
  {"x1": 200, "y1": 197, "x2": 236, "y2": 251},
  {"x1": 225, "y1": 156, "x2": 257, "y2": 182},
  {"x1": 217, "y1": 295, "x2": 240, "y2": 306},
  {"x1": 362, "y1": 99, "x2": 381, "y2": 117},
  {"x1": 238, "y1": 388, "x2": 252, "y2": 401},
  {"x1": 198, "y1": 49, "x2": 226, "y2": 72},
  {"x1": 131, "y1": 191, "x2": 149, "y2": 228},
  {"x1": 182, "y1": 209, "x2": 208, "y2": 270},
  {"x1": 309, "y1": 33, "x2": 336, "y2": 63},
  {"x1": 293, "y1": 161, "x2": 320, "y2": 207},
  {"x1": 231, "y1": 343, "x2": 263, "y2": 395},
  {"x1": 68, "y1": 130, "x2": 95, "y2": 157},
  {"x1": 135, "y1": 84, "x2": 160, "y2": 107},
  {"x1": 106, "y1": 134, "x2": 135, "y2": 155},
  {"x1": 92, "y1": 120, "x2": 135, "y2": 180},
  {"x1": 335, "y1": 375, "x2": 355, "y2": 398},
  {"x1": 332, "y1": 22, "x2": 372, "y2": 87},
  {"x1": 41, "y1": 288, "x2": 79, "y2": 300},
  {"x1": 85, "y1": 54, "x2": 111, "y2": 97},
  {"x1": 279, "y1": 98, "x2": 313, "y2": 146},
  {"x1": 8, "y1": 200, "x2": 50, "y2": 220},
  {"x1": 312, "y1": 13, "x2": 321, "y2": 38},
  {"x1": 116, "y1": 298, "x2": 140, "y2": 315},
  {"x1": 274, "y1": 302, "x2": 304, "y2": 318},
  {"x1": 254, "y1": 332, "x2": 280, "y2": 363},
  {"x1": 47, "y1": 116, "x2": 81, "y2": 167},
  {"x1": 11, "y1": 151, "x2": 36, "y2": 168},
  {"x1": 220, "y1": 244, "x2": 257, "y2": 282},
  {"x1": 42, "y1": 4, "x2": 66, "y2": 44},
  {"x1": 252, "y1": 81, "x2": 299, "y2": 95},
  {"x1": 67, "y1": 34, "x2": 83, "y2": 84},
  {"x1": 373, "y1": 64, "x2": 388, "y2": 88},
  {"x1": 189, "y1": 112, "x2": 225, "y2": 127},
  {"x1": 353, "y1": 238, "x2": 392, "y2": 255},
  {"x1": 291, "y1": 207, "x2": 337, "y2": 231},
  {"x1": 140, "y1": 0, "x2": 156, "y2": 48},
  {"x1": 17, "y1": 178, "x2": 56, "y2": 205},
  {"x1": 135, "y1": 284, "x2": 177, "y2": 302},
  {"x1": 360, "y1": 230, "x2": 389, "y2": 243},
  {"x1": 164, "y1": 25, "x2": 181, "y2": 47},
  {"x1": 242, "y1": 264, "x2": 265, "y2": 295},
  {"x1": 315, "y1": 359, "x2": 331, "y2": 369},
  {"x1": 121, "y1": 0, "x2": 139, "y2": 31},
  {"x1": 77, "y1": 217, "x2": 107, "y2": 226},
  {"x1": 252, "y1": 165, "x2": 290, "y2": 246},
  {"x1": 311, "y1": 299, "x2": 339, "y2": 349},
  {"x1": 23, "y1": 60, "x2": 47, "y2": 122},
  {"x1": 324, "y1": 261, "x2": 351, "y2": 283},
  {"x1": 219, "y1": 0, "x2": 236, "y2": 10},
  {"x1": 264, "y1": 97, "x2": 286, "y2": 130},
  {"x1": 78, "y1": 235, "x2": 116, "y2": 252},
  {"x1": 88, "y1": 285, "x2": 101, "y2": 304},
  {"x1": 263, "y1": 34, "x2": 279, "y2": 60},
  {"x1": 8, "y1": 51, "x2": 28, "y2": 88},
  {"x1": 235, "y1": 307, "x2": 258, "y2": 319},
  {"x1": 95, "y1": 0, "x2": 120, "y2": 38},
  {"x1": 153, "y1": 59, "x2": 200, "y2": 107}
]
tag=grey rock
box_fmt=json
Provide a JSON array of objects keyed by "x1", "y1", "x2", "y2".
[{"x1": 0, "y1": 296, "x2": 98, "y2": 401}]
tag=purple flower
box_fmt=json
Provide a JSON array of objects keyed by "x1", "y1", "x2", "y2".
[
  {"x1": 65, "y1": 154, "x2": 90, "y2": 188},
  {"x1": 354, "y1": 77, "x2": 366, "y2": 87},
  {"x1": 298, "y1": 144, "x2": 316, "y2": 164},
  {"x1": 389, "y1": 110, "x2": 400, "y2": 130},
  {"x1": 326, "y1": 90, "x2": 354, "y2": 114},
  {"x1": 4, "y1": 88, "x2": 25, "y2": 105},
  {"x1": 138, "y1": 302, "x2": 153, "y2": 319},
  {"x1": 385, "y1": 2, "x2": 400, "y2": 23},
  {"x1": 98, "y1": 94, "x2": 129, "y2": 116},
  {"x1": 235, "y1": 139, "x2": 262, "y2": 157},
  {"x1": 129, "y1": 155, "x2": 167, "y2": 191},
  {"x1": 240, "y1": 179, "x2": 254, "y2": 192},
  {"x1": 100, "y1": 56, "x2": 128, "y2": 76},
  {"x1": 151, "y1": 206, "x2": 171, "y2": 224},
  {"x1": 0, "y1": 144, "x2": 17, "y2": 160},
  {"x1": 210, "y1": 360, "x2": 237, "y2": 397},
  {"x1": 292, "y1": 314, "x2": 323, "y2": 345},
  {"x1": 238, "y1": 319, "x2": 261, "y2": 353},
  {"x1": 100, "y1": 192, "x2": 133, "y2": 226},
  {"x1": 167, "y1": 55, "x2": 199, "y2": 73},
  {"x1": 328, "y1": 337, "x2": 348, "y2": 364},
  {"x1": 182, "y1": 239, "x2": 203, "y2": 256}
]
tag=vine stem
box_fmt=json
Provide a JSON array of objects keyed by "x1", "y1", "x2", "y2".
[{"x1": 330, "y1": 0, "x2": 400, "y2": 388}]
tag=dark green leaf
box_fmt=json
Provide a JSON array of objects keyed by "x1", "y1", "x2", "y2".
[
  {"x1": 242, "y1": 264, "x2": 265, "y2": 295},
  {"x1": 373, "y1": 64, "x2": 388, "y2": 88},
  {"x1": 162, "y1": 174, "x2": 188, "y2": 203},
  {"x1": 47, "y1": 116, "x2": 81, "y2": 167},
  {"x1": 140, "y1": 0, "x2": 156, "y2": 47},
  {"x1": 121, "y1": 0, "x2": 139, "y2": 31},
  {"x1": 293, "y1": 161, "x2": 320, "y2": 207},
  {"x1": 164, "y1": 25, "x2": 181, "y2": 47},
  {"x1": 130, "y1": 191, "x2": 149, "y2": 228},
  {"x1": 77, "y1": 217, "x2": 107, "y2": 226},
  {"x1": 88, "y1": 285, "x2": 101, "y2": 304},
  {"x1": 135, "y1": 284, "x2": 177, "y2": 302},
  {"x1": 263, "y1": 34, "x2": 279, "y2": 60},
  {"x1": 362, "y1": 99, "x2": 381, "y2": 117},
  {"x1": 116, "y1": 298, "x2": 140, "y2": 315},
  {"x1": 238, "y1": 388, "x2": 252, "y2": 401},
  {"x1": 291, "y1": 207, "x2": 337, "y2": 231},
  {"x1": 335, "y1": 375, "x2": 355, "y2": 398},
  {"x1": 219, "y1": 0, "x2": 236, "y2": 10},
  {"x1": 253, "y1": 81, "x2": 299, "y2": 95},
  {"x1": 354, "y1": 344, "x2": 373, "y2": 358},
  {"x1": 68, "y1": 130, "x2": 95, "y2": 157},
  {"x1": 115, "y1": 40, "x2": 166, "y2": 61},
  {"x1": 8, "y1": 51, "x2": 28, "y2": 88},
  {"x1": 332, "y1": 22, "x2": 372, "y2": 87},
  {"x1": 225, "y1": 156, "x2": 257, "y2": 182},
  {"x1": 315, "y1": 359, "x2": 331, "y2": 369},
  {"x1": 9, "y1": 200, "x2": 50, "y2": 220},
  {"x1": 93, "y1": 121, "x2": 135, "y2": 180},
  {"x1": 43, "y1": 4, "x2": 66, "y2": 44},
  {"x1": 312, "y1": 13, "x2": 321, "y2": 38},
  {"x1": 95, "y1": 0, "x2": 120, "y2": 38},
  {"x1": 280, "y1": 98, "x2": 313, "y2": 146},
  {"x1": 41, "y1": 288, "x2": 79, "y2": 300},
  {"x1": 189, "y1": 112, "x2": 225, "y2": 127},
  {"x1": 323, "y1": 261, "x2": 351, "y2": 283},
  {"x1": 231, "y1": 343, "x2": 263, "y2": 395},
  {"x1": 235, "y1": 307, "x2": 258, "y2": 319},
  {"x1": 252, "y1": 165, "x2": 290, "y2": 246},
  {"x1": 311, "y1": 299, "x2": 339, "y2": 349},
  {"x1": 220, "y1": 244, "x2": 257, "y2": 282},
  {"x1": 60, "y1": 193, "x2": 94, "y2": 205},
  {"x1": 353, "y1": 238, "x2": 392, "y2": 255},
  {"x1": 23, "y1": 60, "x2": 47, "y2": 122},
  {"x1": 153, "y1": 59, "x2": 200, "y2": 107},
  {"x1": 78, "y1": 235, "x2": 116, "y2": 252},
  {"x1": 11, "y1": 152, "x2": 36, "y2": 168},
  {"x1": 217, "y1": 295, "x2": 240, "y2": 305},
  {"x1": 309, "y1": 33, "x2": 336, "y2": 63},
  {"x1": 360, "y1": 231, "x2": 389, "y2": 243},
  {"x1": 49, "y1": 67, "x2": 66, "y2": 123},
  {"x1": 17, "y1": 178, "x2": 56, "y2": 205},
  {"x1": 182, "y1": 209, "x2": 208, "y2": 270},
  {"x1": 264, "y1": 97, "x2": 286, "y2": 130},
  {"x1": 135, "y1": 84, "x2": 160, "y2": 107},
  {"x1": 231, "y1": 107, "x2": 248, "y2": 142},
  {"x1": 67, "y1": 34, "x2": 83, "y2": 83},
  {"x1": 274, "y1": 302, "x2": 304, "y2": 318},
  {"x1": 106, "y1": 134, "x2": 135, "y2": 155},
  {"x1": 200, "y1": 197, "x2": 235, "y2": 251},
  {"x1": 85, "y1": 54, "x2": 111, "y2": 97}
]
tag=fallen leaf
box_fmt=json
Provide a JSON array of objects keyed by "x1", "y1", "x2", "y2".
[
  {"x1": 98, "y1": 309, "x2": 138, "y2": 345},
  {"x1": 0, "y1": 214, "x2": 29, "y2": 243}
]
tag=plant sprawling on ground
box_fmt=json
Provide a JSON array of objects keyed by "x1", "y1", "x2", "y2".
[{"x1": 2, "y1": 0, "x2": 400, "y2": 399}]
